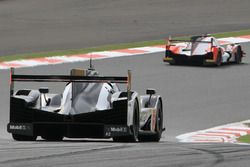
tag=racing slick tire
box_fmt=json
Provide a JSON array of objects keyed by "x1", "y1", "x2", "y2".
[
  {"x1": 113, "y1": 100, "x2": 139, "y2": 142},
  {"x1": 129, "y1": 99, "x2": 140, "y2": 142},
  {"x1": 12, "y1": 134, "x2": 37, "y2": 141},
  {"x1": 169, "y1": 59, "x2": 176, "y2": 65},
  {"x1": 234, "y1": 46, "x2": 242, "y2": 64},
  {"x1": 138, "y1": 99, "x2": 163, "y2": 142},
  {"x1": 169, "y1": 59, "x2": 182, "y2": 65},
  {"x1": 215, "y1": 50, "x2": 222, "y2": 66}
]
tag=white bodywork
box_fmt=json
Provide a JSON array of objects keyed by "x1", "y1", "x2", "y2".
[
  {"x1": 174, "y1": 37, "x2": 215, "y2": 56},
  {"x1": 139, "y1": 95, "x2": 161, "y2": 132},
  {"x1": 37, "y1": 81, "x2": 149, "y2": 129},
  {"x1": 43, "y1": 82, "x2": 120, "y2": 115},
  {"x1": 171, "y1": 36, "x2": 241, "y2": 63}
]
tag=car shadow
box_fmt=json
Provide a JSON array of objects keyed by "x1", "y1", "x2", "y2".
[
  {"x1": 36, "y1": 138, "x2": 114, "y2": 143},
  {"x1": 164, "y1": 62, "x2": 248, "y2": 69}
]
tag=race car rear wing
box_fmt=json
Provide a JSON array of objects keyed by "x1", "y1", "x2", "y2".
[
  {"x1": 167, "y1": 35, "x2": 213, "y2": 44},
  {"x1": 166, "y1": 36, "x2": 215, "y2": 55},
  {"x1": 10, "y1": 68, "x2": 132, "y2": 100},
  {"x1": 168, "y1": 39, "x2": 212, "y2": 43}
]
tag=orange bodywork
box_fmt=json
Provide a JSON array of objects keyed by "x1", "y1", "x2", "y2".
[
  {"x1": 211, "y1": 47, "x2": 219, "y2": 62},
  {"x1": 166, "y1": 45, "x2": 182, "y2": 54}
]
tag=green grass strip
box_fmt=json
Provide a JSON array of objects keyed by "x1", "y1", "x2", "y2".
[
  {"x1": 1, "y1": 29, "x2": 250, "y2": 62},
  {"x1": 0, "y1": 40, "x2": 165, "y2": 62},
  {"x1": 238, "y1": 134, "x2": 250, "y2": 143},
  {"x1": 174, "y1": 29, "x2": 250, "y2": 40}
]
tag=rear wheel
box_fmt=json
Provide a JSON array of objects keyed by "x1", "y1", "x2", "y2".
[
  {"x1": 170, "y1": 59, "x2": 182, "y2": 65},
  {"x1": 129, "y1": 100, "x2": 139, "y2": 142},
  {"x1": 169, "y1": 59, "x2": 176, "y2": 65},
  {"x1": 235, "y1": 47, "x2": 242, "y2": 64},
  {"x1": 216, "y1": 51, "x2": 222, "y2": 66},
  {"x1": 12, "y1": 134, "x2": 37, "y2": 141},
  {"x1": 113, "y1": 100, "x2": 139, "y2": 142}
]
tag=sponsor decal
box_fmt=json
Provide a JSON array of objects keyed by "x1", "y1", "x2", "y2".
[
  {"x1": 8, "y1": 123, "x2": 33, "y2": 136},
  {"x1": 105, "y1": 132, "x2": 112, "y2": 137},
  {"x1": 9, "y1": 125, "x2": 30, "y2": 130},
  {"x1": 104, "y1": 125, "x2": 129, "y2": 137},
  {"x1": 110, "y1": 127, "x2": 127, "y2": 133}
]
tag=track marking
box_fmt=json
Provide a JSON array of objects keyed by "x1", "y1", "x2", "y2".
[{"x1": 176, "y1": 120, "x2": 250, "y2": 144}]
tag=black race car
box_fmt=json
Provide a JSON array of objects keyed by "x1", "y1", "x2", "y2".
[{"x1": 7, "y1": 67, "x2": 164, "y2": 142}]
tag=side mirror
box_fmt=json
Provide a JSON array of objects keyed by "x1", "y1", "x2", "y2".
[
  {"x1": 146, "y1": 89, "x2": 156, "y2": 95},
  {"x1": 39, "y1": 87, "x2": 49, "y2": 94}
]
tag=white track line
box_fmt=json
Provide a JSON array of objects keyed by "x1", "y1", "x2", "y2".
[{"x1": 176, "y1": 120, "x2": 250, "y2": 144}]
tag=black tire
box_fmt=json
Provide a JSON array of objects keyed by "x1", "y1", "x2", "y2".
[
  {"x1": 113, "y1": 100, "x2": 139, "y2": 142},
  {"x1": 139, "y1": 99, "x2": 163, "y2": 142},
  {"x1": 216, "y1": 50, "x2": 222, "y2": 66},
  {"x1": 153, "y1": 99, "x2": 163, "y2": 141},
  {"x1": 168, "y1": 59, "x2": 176, "y2": 65},
  {"x1": 170, "y1": 59, "x2": 182, "y2": 66},
  {"x1": 12, "y1": 134, "x2": 37, "y2": 141},
  {"x1": 169, "y1": 59, "x2": 176, "y2": 65},
  {"x1": 235, "y1": 47, "x2": 242, "y2": 64},
  {"x1": 129, "y1": 99, "x2": 139, "y2": 142}
]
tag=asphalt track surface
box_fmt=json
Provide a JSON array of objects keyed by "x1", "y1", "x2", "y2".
[
  {"x1": 1, "y1": 0, "x2": 250, "y2": 166},
  {"x1": 1, "y1": 0, "x2": 250, "y2": 56},
  {"x1": 0, "y1": 43, "x2": 250, "y2": 166}
]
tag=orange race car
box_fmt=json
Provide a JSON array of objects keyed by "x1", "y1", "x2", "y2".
[{"x1": 163, "y1": 35, "x2": 245, "y2": 66}]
